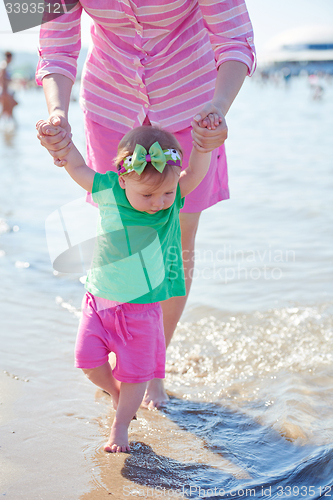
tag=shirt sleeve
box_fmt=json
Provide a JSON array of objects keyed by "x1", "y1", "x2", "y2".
[
  {"x1": 35, "y1": 3, "x2": 83, "y2": 86},
  {"x1": 92, "y1": 172, "x2": 117, "y2": 205},
  {"x1": 197, "y1": 0, "x2": 256, "y2": 76},
  {"x1": 175, "y1": 184, "x2": 185, "y2": 211}
]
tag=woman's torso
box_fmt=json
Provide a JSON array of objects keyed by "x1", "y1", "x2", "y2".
[
  {"x1": 37, "y1": 0, "x2": 255, "y2": 132},
  {"x1": 79, "y1": 0, "x2": 217, "y2": 132}
]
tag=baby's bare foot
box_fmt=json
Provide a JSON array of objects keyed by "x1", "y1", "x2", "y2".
[{"x1": 104, "y1": 419, "x2": 130, "y2": 453}]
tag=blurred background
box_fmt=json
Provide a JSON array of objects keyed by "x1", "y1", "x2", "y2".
[{"x1": 1, "y1": 2, "x2": 333, "y2": 499}]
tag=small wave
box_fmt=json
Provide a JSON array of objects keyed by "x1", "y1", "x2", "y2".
[
  {"x1": 168, "y1": 302, "x2": 333, "y2": 393},
  {"x1": 166, "y1": 302, "x2": 333, "y2": 448}
]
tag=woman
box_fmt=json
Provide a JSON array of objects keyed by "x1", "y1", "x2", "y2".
[{"x1": 36, "y1": 0, "x2": 256, "y2": 408}]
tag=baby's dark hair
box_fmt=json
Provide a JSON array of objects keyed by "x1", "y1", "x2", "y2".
[{"x1": 115, "y1": 126, "x2": 182, "y2": 183}]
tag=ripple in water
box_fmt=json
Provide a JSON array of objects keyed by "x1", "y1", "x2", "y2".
[
  {"x1": 78, "y1": 304, "x2": 333, "y2": 499},
  {"x1": 115, "y1": 302, "x2": 332, "y2": 498}
]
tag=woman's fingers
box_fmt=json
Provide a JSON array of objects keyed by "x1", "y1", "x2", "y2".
[
  {"x1": 48, "y1": 140, "x2": 73, "y2": 159},
  {"x1": 36, "y1": 120, "x2": 46, "y2": 133},
  {"x1": 49, "y1": 114, "x2": 71, "y2": 134},
  {"x1": 41, "y1": 124, "x2": 59, "y2": 136},
  {"x1": 37, "y1": 130, "x2": 66, "y2": 148},
  {"x1": 192, "y1": 140, "x2": 210, "y2": 153},
  {"x1": 36, "y1": 120, "x2": 62, "y2": 136},
  {"x1": 38, "y1": 130, "x2": 71, "y2": 150},
  {"x1": 36, "y1": 116, "x2": 73, "y2": 164}
]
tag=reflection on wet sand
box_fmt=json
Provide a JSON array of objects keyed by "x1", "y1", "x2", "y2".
[
  {"x1": 80, "y1": 391, "x2": 252, "y2": 499},
  {"x1": 80, "y1": 387, "x2": 333, "y2": 499}
]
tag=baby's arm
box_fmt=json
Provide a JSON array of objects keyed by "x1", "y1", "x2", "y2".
[
  {"x1": 178, "y1": 148, "x2": 211, "y2": 198},
  {"x1": 36, "y1": 121, "x2": 94, "y2": 193},
  {"x1": 178, "y1": 113, "x2": 221, "y2": 197}
]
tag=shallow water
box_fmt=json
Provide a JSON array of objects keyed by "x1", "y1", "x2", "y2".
[{"x1": 1, "y1": 75, "x2": 333, "y2": 499}]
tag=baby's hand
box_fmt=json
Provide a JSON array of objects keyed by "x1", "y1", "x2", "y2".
[
  {"x1": 54, "y1": 157, "x2": 69, "y2": 167},
  {"x1": 199, "y1": 112, "x2": 222, "y2": 130},
  {"x1": 191, "y1": 104, "x2": 227, "y2": 152},
  {"x1": 36, "y1": 119, "x2": 58, "y2": 136}
]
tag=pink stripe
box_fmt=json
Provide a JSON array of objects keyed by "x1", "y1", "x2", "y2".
[
  {"x1": 151, "y1": 79, "x2": 216, "y2": 110},
  {"x1": 82, "y1": 99, "x2": 135, "y2": 127},
  {"x1": 83, "y1": 79, "x2": 145, "y2": 108},
  {"x1": 148, "y1": 75, "x2": 214, "y2": 102},
  {"x1": 147, "y1": 57, "x2": 216, "y2": 97}
]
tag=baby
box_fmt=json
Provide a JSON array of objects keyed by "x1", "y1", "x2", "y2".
[{"x1": 37, "y1": 116, "x2": 218, "y2": 452}]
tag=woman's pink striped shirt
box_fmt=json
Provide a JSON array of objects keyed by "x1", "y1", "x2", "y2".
[{"x1": 36, "y1": 0, "x2": 256, "y2": 134}]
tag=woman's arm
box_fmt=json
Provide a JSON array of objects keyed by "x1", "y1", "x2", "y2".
[
  {"x1": 191, "y1": 60, "x2": 248, "y2": 153},
  {"x1": 36, "y1": 3, "x2": 82, "y2": 158},
  {"x1": 198, "y1": 0, "x2": 256, "y2": 76},
  {"x1": 192, "y1": 0, "x2": 256, "y2": 152},
  {"x1": 43, "y1": 73, "x2": 72, "y2": 124}
]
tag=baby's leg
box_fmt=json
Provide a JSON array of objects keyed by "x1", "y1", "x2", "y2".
[
  {"x1": 83, "y1": 361, "x2": 121, "y2": 410},
  {"x1": 104, "y1": 381, "x2": 147, "y2": 453}
]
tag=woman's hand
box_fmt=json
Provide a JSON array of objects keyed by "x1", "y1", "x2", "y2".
[
  {"x1": 191, "y1": 103, "x2": 228, "y2": 153},
  {"x1": 36, "y1": 116, "x2": 73, "y2": 166},
  {"x1": 36, "y1": 114, "x2": 72, "y2": 163}
]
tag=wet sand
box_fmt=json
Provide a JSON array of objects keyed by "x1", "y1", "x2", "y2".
[
  {"x1": 0, "y1": 370, "x2": 251, "y2": 499},
  {"x1": 2, "y1": 301, "x2": 333, "y2": 499}
]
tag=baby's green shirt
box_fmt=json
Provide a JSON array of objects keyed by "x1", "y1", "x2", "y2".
[{"x1": 85, "y1": 171, "x2": 186, "y2": 303}]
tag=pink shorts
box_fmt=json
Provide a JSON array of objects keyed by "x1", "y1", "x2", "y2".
[
  {"x1": 84, "y1": 114, "x2": 230, "y2": 213},
  {"x1": 75, "y1": 293, "x2": 166, "y2": 383}
]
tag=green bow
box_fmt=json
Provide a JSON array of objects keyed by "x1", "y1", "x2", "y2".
[
  {"x1": 131, "y1": 142, "x2": 166, "y2": 175},
  {"x1": 121, "y1": 142, "x2": 166, "y2": 176},
  {"x1": 120, "y1": 142, "x2": 182, "y2": 176}
]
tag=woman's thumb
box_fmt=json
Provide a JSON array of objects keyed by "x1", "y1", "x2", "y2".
[
  {"x1": 51, "y1": 115, "x2": 68, "y2": 128},
  {"x1": 193, "y1": 113, "x2": 204, "y2": 122},
  {"x1": 50, "y1": 116, "x2": 61, "y2": 126}
]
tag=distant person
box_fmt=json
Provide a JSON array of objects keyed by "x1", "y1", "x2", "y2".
[
  {"x1": 0, "y1": 51, "x2": 18, "y2": 119},
  {"x1": 309, "y1": 73, "x2": 324, "y2": 100}
]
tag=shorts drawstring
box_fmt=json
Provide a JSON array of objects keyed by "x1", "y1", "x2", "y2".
[{"x1": 114, "y1": 305, "x2": 133, "y2": 346}]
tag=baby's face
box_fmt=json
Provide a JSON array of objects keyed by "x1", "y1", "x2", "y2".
[{"x1": 119, "y1": 169, "x2": 179, "y2": 214}]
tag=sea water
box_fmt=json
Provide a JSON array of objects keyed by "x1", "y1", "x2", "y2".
[{"x1": 0, "y1": 74, "x2": 333, "y2": 499}]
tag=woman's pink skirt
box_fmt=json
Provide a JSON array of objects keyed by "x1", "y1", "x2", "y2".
[{"x1": 84, "y1": 114, "x2": 229, "y2": 213}]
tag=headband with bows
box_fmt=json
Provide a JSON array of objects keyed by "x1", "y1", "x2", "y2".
[{"x1": 118, "y1": 142, "x2": 181, "y2": 176}]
